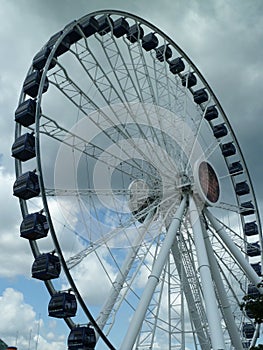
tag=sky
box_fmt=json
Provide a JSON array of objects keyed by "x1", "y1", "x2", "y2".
[{"x1": 0, "y1": 0, "x2": 263, "y2": 349}]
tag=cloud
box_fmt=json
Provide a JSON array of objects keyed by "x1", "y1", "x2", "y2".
[
  {"x1": 0, "y1": 288, "x2": 36, "y2": 336},
  {"x1": 0, "y1": 288, "x2": 66, "y2": 350}
]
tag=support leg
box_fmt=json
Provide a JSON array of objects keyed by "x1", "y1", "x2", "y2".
[
  {"x1": 119, "y1": 196, "x2": 187, "y2": 350},
  {"x1": 201, "y1": 218, "x2": 244, "y2": 350},
  {"x1": 189, "y1": 196, "x2": 225, "y2": 350},
  {"x1": 205, "y1": 208, "x2": 263, "y2": 292}
]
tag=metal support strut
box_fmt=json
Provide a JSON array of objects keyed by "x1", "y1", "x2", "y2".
[
  {"x1": 205, "y1": 208, "x2": 263, "y2": 293},
  {"x1": 201, "y1": 218, "x2": 244, "y2": 350},
  {"x1": 189, "y1": 196, "x2": 226, "y2": 350},
  {"x1": 119, "y1": 195, "x2": 187, "y2": 350}
]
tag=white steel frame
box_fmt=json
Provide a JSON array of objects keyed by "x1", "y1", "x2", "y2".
[{"x1": 13, "y1": 10, "x2": 263, "y2": 350}]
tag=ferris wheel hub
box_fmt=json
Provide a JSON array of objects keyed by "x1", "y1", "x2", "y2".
[{"x1": 193, "y1": 161, "x2": 221, "y2": 206}]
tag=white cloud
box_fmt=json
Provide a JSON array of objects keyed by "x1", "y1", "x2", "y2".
[
  {"x1": 0, "y1": 288, "x2": 66, "y2": 350},
  {"x1": 0, "y1": 288, "x2": 36, "y2": 336}
]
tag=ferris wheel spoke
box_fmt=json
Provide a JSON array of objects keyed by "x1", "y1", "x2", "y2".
[
  {"x1": 66, "y1": 190, "x2": 179, "y2": 271},
  {"x1": 123, "y1": 40, "x2": 178, "y2": 172},
  {"x1": 212, "y1": 201, "x2": 255, "y2": 215},
  {"x1": 94, "y1": 27, "x2": 143, "y2": 103},
  {"x1": 94, "y1": 24, "x2": 178, "y2": 176},
  {"x1": 198, "y1": 137, "x2": 219, "y2": 162},
  {"x1": 99, "y1": 222, "x2": 175, "y2": 340},
  {"x1": 204, "y1": 224, "x2": 247, "y2": 294},
  {"x1": 151, "y1": 57, "x2": 182, "y2": 172},
  {"x1": 102, "y1": 239, "x2": 162, "y2": 337},
  {"x1": 49, "y1": 65, "x2": 176, "y2": 183},
  {"x1": 123, "y1": 40, "x2": 155, "y2": 103},
  {"x1": 69, "y1": 42, "x2": 161, "y2": 163},
  {"x1": 39, "y1": 115, "x2": 166, "y2": 185},
  {"x1": 77, "y1": 36, "x2": 175, "y2": 178},
  {"x1": 69, "y1": 44, "x2": 126, "y2": 107},
  {"x1": 135, "y1": 261, "x2": 170, "y2": 348},
  {"x1": 45, "y1": 188, "x2": 132, "y2": 197},
  {"x1": 150, "y1": 47, "x2": 174, "y2": 110},
  {"x1": 98, "y1": 34, "x2": 179, "y2": 176},
  {"x1": 96, "y1": 210, "x2": 156, "y2": 334}
]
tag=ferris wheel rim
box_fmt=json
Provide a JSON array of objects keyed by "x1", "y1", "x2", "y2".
[
  {"x1": 13, "y1": 9, "x2": 263, "y2": 349},
  {"x1": 21, "y1": 8, "x2": 262, "y2": 239}
]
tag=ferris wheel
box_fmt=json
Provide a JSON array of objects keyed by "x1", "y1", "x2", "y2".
[{"x1": 12, "y1": 9, "x2": 263, "y2": 350}]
